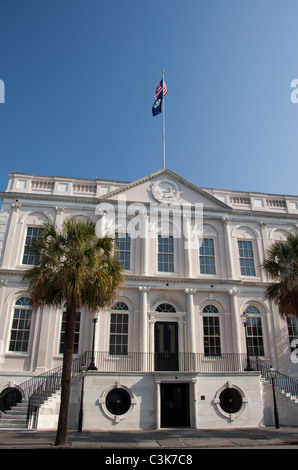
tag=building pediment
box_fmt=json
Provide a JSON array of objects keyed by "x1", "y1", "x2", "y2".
[{"x1": 99, "y1": 168, "x2": 231, "y2": 211}]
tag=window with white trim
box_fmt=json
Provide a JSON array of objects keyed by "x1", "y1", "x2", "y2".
[
  {"x1": 115, "y1": 233, "x2": 131, "y2": 270},
  {"x1": 22, "y1": 226, "x2": 44, "y2": 265},
  {"x1": 202, "y1": 305, "x2": 221, "y2": 356},
  {"x1": 199, "y1": 238, "x2": 216, "y2": 274},
  {"x1": 245, "y1": 305, "x2": 264, "y2": 356},
  {"x1": 109, "y1": 302, "x2": 129, "y2": 355},
  {"x1": 156, "y1": 303, "x2": 176, "y2": 313},
  {"x1": 238, "y1": 240, "x2": 256, "y2": 276},
  {"x1": 9, "y1": 297, "x2": 32, "y2": 352},
  {"x1": 158, "y1": 235, "x2": 174, "y2": 272},
  {"x1": 287, "y1": 317, "x2": 298, "y2": 356}
]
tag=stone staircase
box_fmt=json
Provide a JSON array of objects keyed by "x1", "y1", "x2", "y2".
[
  {"x1": 0, "y1": 353, "x2": 87, "y2": 431},
  {"x1": 0, "y1": 390, "x2": 63, "y2": 431},
  {"x1": 261, "y1": 379, "x2": 298, "y2": 426},
  {"x1": 0, "y1": 400, "x2": 29, "y2": 430},
  {"x1": 35, "y1": 391, "x2": 61, "y2": 430}
]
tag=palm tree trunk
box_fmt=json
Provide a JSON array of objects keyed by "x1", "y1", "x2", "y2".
[{"x1": 54, "y1": 303, "x2": 77, "y2": 446}]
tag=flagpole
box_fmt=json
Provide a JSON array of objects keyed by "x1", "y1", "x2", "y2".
[{"x1": 162, "y1": 69, "x2": 165, "y2": 169}]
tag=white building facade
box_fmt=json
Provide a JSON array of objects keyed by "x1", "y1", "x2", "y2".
[{"x1": 0, "y1": 168, "x2": 298, "y2": 430}]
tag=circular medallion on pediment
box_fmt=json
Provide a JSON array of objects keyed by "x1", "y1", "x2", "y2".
[{"x1": 151, "y1": 178, "x2": 181, "y2": 203}]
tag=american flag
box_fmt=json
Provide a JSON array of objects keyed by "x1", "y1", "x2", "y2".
[{"x1": 155, "y1": 80, "x2": 167, "y2": 99}]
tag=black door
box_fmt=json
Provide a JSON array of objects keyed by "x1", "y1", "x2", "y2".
[
  {"x1": 160, "y1": 383, "x2": 190, "y2": 428},
  {"x1": 155, "y1": 322, "x2": 178, "y2": 371}
]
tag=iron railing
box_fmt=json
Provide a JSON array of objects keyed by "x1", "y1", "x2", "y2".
[
  {"x1": 84, "y1": 351, "x2": 251, "y2": 373},
  {"x1": 24, "y1": 352, "x2": 253, "y2": 428},
  {"x1": 26, "y1": 352, "x2": 87, "y2": 428},
  {"x1": 251, "y1": 357, "x2": 298, "y2": 399},
  {"x1": 2, "y1": 352, "x2": 298, "y2": 430}
]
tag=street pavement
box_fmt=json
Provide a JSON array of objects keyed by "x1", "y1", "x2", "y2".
[{"x1": 0, "y1": 426, "x2": 297, "y2": 450}]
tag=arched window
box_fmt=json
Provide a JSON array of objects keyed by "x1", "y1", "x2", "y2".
[
  {"x1": 9, "y1": 297, "x2": 32, "y2": 352},
  {"x1": 109, "y1": 302, "x2": 129, "y2": 355},
  {"x1": 245, "y1": 305, "x2": 264, "y2": 357},
  {"x1": 202, "y1": 305, "x2": 221, "y2": 357},
  {"x1": 155, "y1": 303, "x2": 176, "y2": 313}
]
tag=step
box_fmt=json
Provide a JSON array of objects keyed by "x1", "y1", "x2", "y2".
[
  {"x1": 11, "y1": 401, "x2": 29, "y2": 410},
  {"x1": 0, "y1": 399, "x2": 29, "y2": 429},
  {"x1": 0, "y1": 419, "x2": 27, "y2": 428},
  {"x1": 0, "y1": 417, "x2": 27, "y2": 425},
  {"x1": 5, "y1": 407, "x2": 28, "y2": 416},
  {"x1": 4, "y1": 410, "x2": 27, "y2": 417}
]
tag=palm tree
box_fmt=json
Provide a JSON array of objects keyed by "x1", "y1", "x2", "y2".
[
  {"x1": 262, "y1": 232, "x2": 298, "y2": 318},
  {"x1": 22, "y1": 218, "x2": 124, "y2": 446}
]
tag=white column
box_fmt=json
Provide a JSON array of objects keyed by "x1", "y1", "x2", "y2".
[
  {"x1": 183, "y1": 214, "x2": 192, "y2": 277},
  {"x1": 260, "y1": 221, "x2": 268, "y2": 281},
  {"x1": 149, "y1": 315, "x2": 156, "y2": 371},
  {"x1": 139, "y1": 286, "x2": 150, "y2": 370},
  {"x1": 222, "y1": 217, "x2": 234, "y2": 279},
  {"x1": 268, "y1": 302, "x2": 283, "y2": 371},
  {"x1": 35, "y1": 307, "x2": 51, "y2": 372},
  {"x1": 178, "y1": 317, "x2": 186, "y2": 370},
  {"x1": 185, "y1": 288, "x2": 196, "y2": 353},
  {"x1": 228, "y1": 287, "x2": 241, "y2": 354},
  {"x1": 141, "y1": 211, "x2": 149, "y2": 275},
  {"x1": 96, "y1": 209, "x2": 112, "y2": 238},
  {"x1": 55, "y1": 206, "x2": 65, "y2": 229},
  {"x1": 2, "y1": 203, "x2": 21, "y2": 268},
  {"x1": 155, "y1": 380, "x2": 161, "y2": 429},
  {"x1": 192, "y1": 378, "x2": 198, "y2": 429},
  {"x1": 149, "y1": 316, "x2": 155, "y2": 353}
]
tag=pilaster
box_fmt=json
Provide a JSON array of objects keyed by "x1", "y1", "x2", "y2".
[
  {"x1": 185, "y1": 288, "x2": 196, "y2": 353},
  {"x1": 139, "y1": 286, "x2": 150, "y2": 356},
  {"x1": 228, "y1": 287, "x2": 241, "y2": 354},
  {"x1": 222, "y1": 217, "x2": 234, "y2": 279}
]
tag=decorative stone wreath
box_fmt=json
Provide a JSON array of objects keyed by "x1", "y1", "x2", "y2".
[{"x1": 150, "y1": 178, "x2": 181, "y2": 204}]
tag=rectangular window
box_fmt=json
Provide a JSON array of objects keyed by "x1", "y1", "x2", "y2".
[
  {"x1": 22, "y1": 227, "x2": 44, "y2": 265},
  {"x1": 59, "y1": 311, "x2": 81, "y2": 355},
  {"x1": 287, "y1": 317, "x2": 298, "y2": 356},
  {"x1": 158, "y1": 235, "x2": 174, "y2": 272},
  {"x1": 203, "y1": 316, "x2": 221, "y2": 356},
  {"x1": 115, "y1": 233, "x2": 131, "y2": 270},
  {"x1": 246, "y1": 317, "x2": 264, "y2": 356},
  {"x1": 109, "y1": 313, "x2": 129, "y2": 355},
  {"x1": 199, "y1": 238, "x2": 216, "y2": 274},
  {"x1": 238, "y1": 240, "x2": 256, "y2": 276},
  {"x1": 9, "y1": 308, "x2": 32, "y2": 352}
]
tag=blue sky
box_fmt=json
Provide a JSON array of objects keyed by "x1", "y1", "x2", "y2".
[{"x1": 0, "y1": 0, "x2": 298, "y2": 197}]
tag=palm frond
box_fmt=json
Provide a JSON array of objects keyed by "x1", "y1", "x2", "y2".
[
  {"x1": 21, "y1": 219, "x2": 124, "y2": 312},
  {"x1": 262, "y1": 232, "x2": 298, "y2": 318}
]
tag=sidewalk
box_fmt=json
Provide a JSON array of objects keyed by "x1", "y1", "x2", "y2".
[{"x1": 0, "y1": 427, "x2": 297, "y2": 449}]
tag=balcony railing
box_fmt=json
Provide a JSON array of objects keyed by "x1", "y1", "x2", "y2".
[{"x1": 84, "y1": 351, "x2": 252, "y2": 373}]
